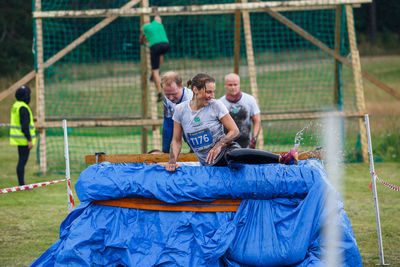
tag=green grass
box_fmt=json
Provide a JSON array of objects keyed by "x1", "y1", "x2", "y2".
[
  {"x1": 0, "y1": 54, "x2": 399, "y2": 265},
  {"x1": 0, "y1": 136, "x2": 399, "y2": 266},
  {"x1": 0, "y1": 137, "x2": 78, "y2": 266},
  {"x1": 343, "y1": 163, "x2": 400, "y2": 265}
]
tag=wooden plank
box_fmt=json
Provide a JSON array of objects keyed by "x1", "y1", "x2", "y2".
[
  {"x1": 241, "y1": 0, "x2": 264, "y2": 149},
  {"x1": 263, "y1": 6, "x2": 400, "y2": 101},
  {"x1": 2, "y1": 1, "x2": 393, "y2": 104},
  {"x1": 36, "y1": 111, "x2": 363, "y2": 128},
  {"x1": 33, "y1": 1, "x2": 372, "y2": 18},
  {"x1": 346, "y1": 5, "x2": 365, "y2": 113},
  {"x1": 85, "y1": 153, "x2": 198, "y2": 164},
  {"x1": 43, "y1": 0, "x2": 142, "y2": 69},
  {"x1": 233, "y1": 0, "x2": 241, "y2": 74},
  {"x1": 0, "y1": 0, "x2": 143, "y2": 104},
  {"x1": 345, "y1": 5, "x2": 368, "y2": 163},
  {"x1": 0, "y1": 71, "x2": 36, "y2": 102},
  {"x1": 85, "y1": 150, "x2": 323, "y2": 164},
  {"x1": 93, "y1": 198, "x2": 241, "y2": 212},
  {"x1": 44, "y1": 115, "x2": 143, "y2": 121},
  {"x1": 334, "y1": 5, "x2": 343, "y2": 109},
  {"x1": 260, "y1": 111, "x2": 364, "y2": 121},
  {"x1": 35, "y1": 0, "x2": 47, "y2": 174},
  {"x1": 140, "y1": 0, "x2": 149, "y2": 153},
  {"x1": 361, "y1": 69, "x2": 400, "y2": 100},
  {"x1": 35, "y1": 119, "x2": 163, "y2": 129},
  {"x1": 142, "y1": 1, "x2": 161, "y2": 151}
]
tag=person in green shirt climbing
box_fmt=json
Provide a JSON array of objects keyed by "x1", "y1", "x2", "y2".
[
  {"x1": 140, "y1": 6, "x2": 170, "y2": 102},
  {"x1": 9, "y1": 85, "x2": 36, "y2": 186}
]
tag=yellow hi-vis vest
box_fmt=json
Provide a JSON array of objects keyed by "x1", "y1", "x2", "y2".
[{"x1": 10, "y1": 101, "x2": 36, "y2": 146}]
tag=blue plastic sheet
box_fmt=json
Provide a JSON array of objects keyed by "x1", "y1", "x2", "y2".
[{"x1": 31, "y1": 160, "x2": 362, "y2": 266}]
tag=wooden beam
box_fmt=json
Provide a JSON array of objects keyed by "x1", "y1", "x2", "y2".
[
  {"x1": 93, "y1": 198, "x2": 242, "y2": 212},
  {"x1": 85, "y1": 153, "x2": 198, "y2": 164},
  {"x1": 345, "y1": 5, "x2": 368, "y2": 163},
  {"x1": 241, "y1": 0, "x2": 264, "y2": 149},
  {"x1": 0, "y1": 71, "x2": 36, "y2": 102},
  {"x1": 260, "y1": 111, "x2": 365, "y2": 121},
  {"x1": 233, "y1": 0, "x2": 241, "y2": 74},
  {"x1": 142, "y1": 0, "x2": 161, "y2": 151},
  {"x1": 0, "y1": 0, "x2": 142, "y2": 104},
  {"x1": 334, "y1": 5, "x2": 343, "y2": 109},
  {"x1": 33, "y1": 1, "x2": 371, "y2": 18},
  {"x1": 360, "y1": 69, "x2": 400, "y2": 99},
  {"x1": 2, "y1": 1, "x2": 392, "y2": 104},
  {"x1": 35, "y1": 119, "x2": 163, "y2": 129},
  {"x1": 140, "y1": 0, "x2": 149, "y2": 154},
  {"x1": 85, "y1": 150, "x2": 323, "y2": 164},
  {"x1": 35, "y1": 0, "x2": 47, "y2": 174},
  {"x1": 262, "y1": 6, "x2": 400, "y2": 100}
]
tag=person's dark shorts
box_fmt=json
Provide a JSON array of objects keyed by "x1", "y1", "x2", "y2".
[
  {"x1": 150, "y1": 42, "x2": 170, "y2": 70},
  {"x1": 212, "y1": 142, "x2": 241, "y2": 167}
]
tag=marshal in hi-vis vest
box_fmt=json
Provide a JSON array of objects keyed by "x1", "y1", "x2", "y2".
[{"x1": 9, "y1": 101, "x2": 36, "y2": 146}]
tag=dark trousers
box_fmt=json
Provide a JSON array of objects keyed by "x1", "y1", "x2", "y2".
[
  {"x1": 214, "y1": 147, "x2": 280, "y2": 167},
  {"x1": 17, "y1": 145, "x2": 30, "y2": 186}
]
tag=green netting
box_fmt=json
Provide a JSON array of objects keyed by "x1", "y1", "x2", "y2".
[{"x1": 34, "y1": 0, "x2": 363, "y2": 172}]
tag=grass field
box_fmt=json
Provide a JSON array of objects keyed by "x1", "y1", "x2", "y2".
[
  {"x1": 0, "y1": 55, "x2": 399, "y2": 265},
  {"x1": 0, "y1": 136, "x2": 399, "y2": 266}
]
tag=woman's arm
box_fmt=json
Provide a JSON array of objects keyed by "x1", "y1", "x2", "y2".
[
  {"x1": 205, "y1": 114, "x2": 239, "y2": 164},
  {"x1": 166, "y1": 121, "x2": 183, "y2": 172}
]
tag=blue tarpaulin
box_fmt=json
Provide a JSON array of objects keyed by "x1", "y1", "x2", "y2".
[{"x1": 31, "y1": 160, "x2": 362, "y2": 266}]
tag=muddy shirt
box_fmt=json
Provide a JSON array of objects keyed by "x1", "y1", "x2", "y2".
[
  {"x1": 219, "y1": 92, "x2": 260, "y2": 148},
  {"x1": 173, "y1": 99, "x2": 228, "y2": 166}
]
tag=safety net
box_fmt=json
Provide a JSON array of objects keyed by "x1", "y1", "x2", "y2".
[{"x1": 33, "y1": 0, "x2": 364, "y2": 172}]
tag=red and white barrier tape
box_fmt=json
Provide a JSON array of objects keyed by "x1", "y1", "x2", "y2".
[
  {"x1": 67, "y1": 179, "x2": 75, "y2": 209},
  {"x1": 369, "y1": 172, "x2": 400, "y2": 192},
  {"x1": 0, "y1": 179, "x2": 65, "y2": 194}
]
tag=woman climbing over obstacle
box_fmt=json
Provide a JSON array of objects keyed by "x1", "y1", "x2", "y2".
[{"x1": 166, "y1": 73, "x2": 298, "y2": 172}]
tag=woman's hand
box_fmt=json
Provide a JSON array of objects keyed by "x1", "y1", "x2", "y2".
[
  {"x1": 166, "y1": 161, "x2": 180, "y2": 172},
  {"x1": 206, "y1": 143, "x2": 223, "y2": 164},
  {"x1": 166, "y1": 122, "x2": 183, "y2": 172}
]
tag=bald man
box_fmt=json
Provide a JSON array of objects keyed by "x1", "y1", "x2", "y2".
[{"x1": 219, "y1": 73, "x2": 261, "y2": 149}]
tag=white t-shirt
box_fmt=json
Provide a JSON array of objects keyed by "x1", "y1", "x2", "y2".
[
  {"x1": 173, "y1": 99, "x2": 229, "y2": 166},
  {"x1": 219, "y1": 92, "x2": 260, "y2": 148},
  {"x1": 163, "y1": 87, "x2": 193, "y2": 118}
]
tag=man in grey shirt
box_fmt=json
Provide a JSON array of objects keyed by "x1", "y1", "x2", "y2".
[{"x1": 220, "y1": 73, "x2": 261, "y2": 148}]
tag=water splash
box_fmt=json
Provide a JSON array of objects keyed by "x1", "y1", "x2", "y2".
[{"x1": 294, "y1": 121, "x2": 313, "y2": 150}]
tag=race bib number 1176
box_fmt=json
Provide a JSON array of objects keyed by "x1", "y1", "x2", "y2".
[{"x1": 188, "y1": 129, "x2": 213, "y2": 150}]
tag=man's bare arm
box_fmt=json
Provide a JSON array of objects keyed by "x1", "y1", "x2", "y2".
[
  {"x1": 251, "y1": 113, "x2": 261, "y2": 139},
  {"x1": 152, "y1": 6, "x2": 162, "y2": 23}
]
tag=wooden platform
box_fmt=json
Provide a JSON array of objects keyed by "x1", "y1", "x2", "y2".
[
  {"x1": 93, "y1": 198, "x2": 242, "y2": 212},
  {"x1": 85, "y1": 150, "x2": 323, "y2": 164}
]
